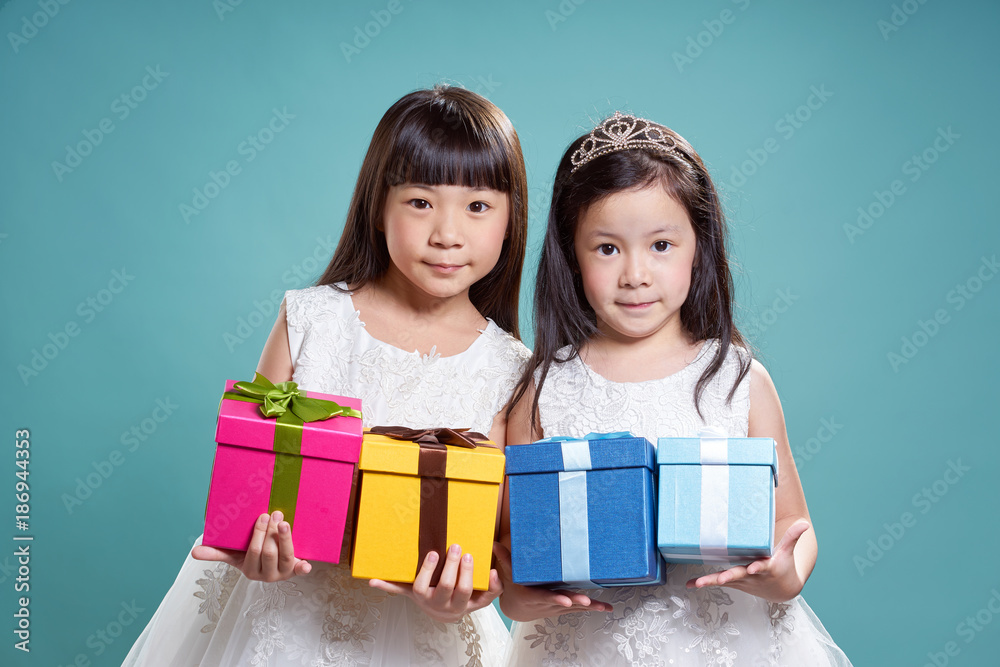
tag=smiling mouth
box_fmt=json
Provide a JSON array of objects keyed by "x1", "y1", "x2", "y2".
[
  {"x1": 618, "y1": 301, "x2": 655, "y2": 309},
  {"x1": 425, "y1": 262, "x2": 465, "y2": 273}
]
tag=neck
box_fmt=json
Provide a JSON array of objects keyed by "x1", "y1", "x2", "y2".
[
  {"x1": 583, "y1": 319, "x2": 702, "y2": 382},
  {"x1": 369, "y1": 265, "x2": 479, "y2": 322}
]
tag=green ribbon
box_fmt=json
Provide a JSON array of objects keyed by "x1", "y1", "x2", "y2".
[{"x1": 222, "y1": 373, "x2": 362, "y2": 528}]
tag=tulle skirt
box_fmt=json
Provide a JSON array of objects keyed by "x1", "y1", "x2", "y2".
[
  {"x1": 503, "y1": 563, "x2": 852, "y2": 667},
  {"x1": 122, "y1": 535, "x2": 510, "y2": 666}
]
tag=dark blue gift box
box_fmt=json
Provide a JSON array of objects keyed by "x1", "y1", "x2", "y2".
[{"x1": 507, "y1": 433, "x2": 663, "y2": 588}]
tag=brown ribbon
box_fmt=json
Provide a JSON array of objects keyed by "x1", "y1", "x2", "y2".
[{"x1": 368, "y1": 426, "x2": 492, "y2": 585}]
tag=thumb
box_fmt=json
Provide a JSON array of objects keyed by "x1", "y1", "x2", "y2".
[{"x1": 776, "y1": 520, "x2": 810, "y2": 556}]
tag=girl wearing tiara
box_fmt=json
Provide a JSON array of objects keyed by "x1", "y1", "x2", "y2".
[
  {"x1": 123, "y1": 86, "x2": 530, "y2": 666},
  {"x1": 498, "y1": 112, "x2": 852, "y2": 666}
]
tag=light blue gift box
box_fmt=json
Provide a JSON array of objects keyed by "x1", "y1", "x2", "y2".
[
  {"x1": 656, "y1": 430, "x2": 778, "y2": 565},
  {"x1": 507, "y1": 432, "x2": 664, "y2": 588}
]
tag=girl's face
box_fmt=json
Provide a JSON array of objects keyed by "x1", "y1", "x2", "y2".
[
  {"x1": 573, "y1": 183, "x2": 697, "y2": 345},
  {"x1": 382, "y1": 183, "x2": 509, "y2": 301}
]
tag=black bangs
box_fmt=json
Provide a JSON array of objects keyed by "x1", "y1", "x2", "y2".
[{"x1": 384, "y1": 102, "x2": 514, "y2": 193}]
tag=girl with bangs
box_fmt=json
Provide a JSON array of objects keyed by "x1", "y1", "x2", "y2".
[{"x1": 124, "y1": 85, "x2": 530, "y2": 667}]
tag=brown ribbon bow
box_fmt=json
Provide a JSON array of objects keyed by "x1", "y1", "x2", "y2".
[{"x1": 366, "y1": 426, "x2": 495, "y2": 585}]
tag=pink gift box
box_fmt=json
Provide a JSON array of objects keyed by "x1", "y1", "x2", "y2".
[{"x1": 202, "y1": 380, "x2": 363, "y2": 563}]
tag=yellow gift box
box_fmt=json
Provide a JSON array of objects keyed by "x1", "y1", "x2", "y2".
[{"x1": 351, "y1": 427, "x2": 505, "y2": 591}]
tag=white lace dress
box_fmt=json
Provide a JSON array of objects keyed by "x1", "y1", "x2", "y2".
[
  {"x1": 123, "y1": 283, "x2": 530, "y2": 667},
  {"x1": 503, "y1": 341, "x2": 852, "y2": 667}
]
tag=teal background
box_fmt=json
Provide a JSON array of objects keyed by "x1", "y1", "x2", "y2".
[{"x1": 2, "y1": 0, "x2": 998, "y2": 664}]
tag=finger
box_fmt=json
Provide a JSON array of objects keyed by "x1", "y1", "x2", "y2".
[
  {"x1": 411, "y1": 551, "x2": 440, "y2": 598},
  {"x1": 276, "y1": 520, "x2": 297, "y2": 576},
  {"x1": 191, "y1": 545, "x2": 241, "y2": 566},
  {"x1": 746, "y1": 558, "x2": 771, "y2": 576},
  {"x1": 776, "y1": 520, "x2": 811, "y2": 556},
  {"x1": 259, "y1": 511, "x2": 283, "y2": 576},
  {"x1": 464, "y1": 570, "x2": 503, "y2": 612},
  {"x1": 369, "y1": 579, "x2": 412, "y2": 597},
  {"x1": 715, "y1": 565, "x2": 749, "y2": 586},
  {"x1": 431, "y1": 545, "x2": 463, "y2": 603},
  {"x1": 450, "y1": 552, "x2": 475, "y2": 610},
  {"x1": 244, "y1": 513, "x2": 271, "y2": 575},
  {"x1": 292, "y1": 559, "x2": 312, "y2": 576}
]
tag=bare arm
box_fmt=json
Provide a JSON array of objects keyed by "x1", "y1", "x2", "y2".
[
  {"x1": 686, "y1": 359, "x2": 815, "y2": 602},
  {"x1": 192, "y1": 300, "x2": 311, "y2": 580},
  {"x1": 495, "y1": 382, "x2": 612, "y2": 622}
]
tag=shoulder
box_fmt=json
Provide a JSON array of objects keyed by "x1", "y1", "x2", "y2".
[
  {"x1": 747, "y1": 358, "x2": 786, "y2": 435},
  {"x1": 482, "y1": 321, "x2": 532, "y2": 367},
  {"x1": 284, "y1": 283, "x2": 351, "y2": 332}
]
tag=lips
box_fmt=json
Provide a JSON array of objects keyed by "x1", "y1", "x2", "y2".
[{"x1": 425, "y1": 261, "x2": 465, "y2": 273}]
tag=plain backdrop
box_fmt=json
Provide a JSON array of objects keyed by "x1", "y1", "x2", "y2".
[{"x1": 2, "y1": 0, "x2": 998, "y2": 665}]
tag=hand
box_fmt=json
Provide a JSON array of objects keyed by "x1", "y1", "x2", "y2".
[
  {"x1": 369, "y1": 544, "x2": 500, "y2": 624},
  {"x1": 494, "y1": 543, "x2": 613, "y2": 622},
  {"x1": 685, "y1": 520, "x2": 811, "y2": 603},
  {"x1": 192, "y1": 511, "x2": 312, "y2": 581}
]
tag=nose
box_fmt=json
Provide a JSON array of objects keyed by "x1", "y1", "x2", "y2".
[
  {"x1": 428, "y1": 207, "x2": 464, "y2": 248},
  {"x1": 619, "y1": 252, "x2": 651, "y2": 288}
]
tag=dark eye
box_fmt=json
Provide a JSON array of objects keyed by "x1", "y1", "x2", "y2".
[
  {"x1": 597, "y1": 244, "x2": 618, "y2": 256},
  {"x1": 409, "y1": 198, "x2": 430, "y2": 209},
  {"x1": 468, "y1": 201, "x2": 490, "y2": 213},
  {"x1": 652, "y1": 240, "x2": 671, "y2": 252}
]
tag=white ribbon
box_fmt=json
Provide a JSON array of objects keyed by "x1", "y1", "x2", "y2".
[
  {"x1": 698, "y1": 427, "x2": 730, "y2": 560},
  {"x1": 560, "y1": 439, "x2": 592, "y2": 471},
  {"x1": 558, "y1": 470, "x2": 595, "y2": 588}
]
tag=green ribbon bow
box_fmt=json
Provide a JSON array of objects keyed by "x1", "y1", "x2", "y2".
[
  {"x1": 223, "y1": 373, "x2": 362, "y2": 422},
  {"x1": 221, "y1": 373, "x2": 361, "y2": 529}
]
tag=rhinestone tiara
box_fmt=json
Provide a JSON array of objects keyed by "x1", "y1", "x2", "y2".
[{"x1": 570, "y1": 111, "x2": 677, "y2": 173}]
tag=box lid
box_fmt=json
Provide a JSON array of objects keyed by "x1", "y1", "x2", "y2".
[
  {"x1": 358, "y1": 431, "x2": 505, "y2": 483},
  {"x1": 656, "y1": 435, "x2": 778, "y2": 484},
  {"x1": 215, "y1": 379, "x2": 363, "y2": 463},
  {"x1": 506, "y1": 432, "x2": 654, "y2": 474}
]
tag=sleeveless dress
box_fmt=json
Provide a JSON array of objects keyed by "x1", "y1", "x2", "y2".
[
  {"x1": 503, "y1": 340, "x2": 852, "y2": 667},
  {"x1": 123, "y1": 283, "x2": 530, "y2": 667}
]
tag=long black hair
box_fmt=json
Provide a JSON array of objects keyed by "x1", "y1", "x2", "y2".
[
  {"x1": 316, "y1": 85, "x2": 528, "y2": 337},
  {"x1": 510, "y1": 114, "x2": 751, "y2": 430}
]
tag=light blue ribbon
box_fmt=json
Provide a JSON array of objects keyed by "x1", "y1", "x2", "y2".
[
  {"x1": 536, "y1": 432, "x2": 637, "y2": 588},
  {"x1": 558, "y1": 470, "x2": 595, "y2": 588},
  {"x1": 698, "y1": 427, "x2": 731, "y2": 561}
]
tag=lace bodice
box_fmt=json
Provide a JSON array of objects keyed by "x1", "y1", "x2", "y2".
[
  {"x1": 536, "y1": 339, "x2": 751, "y2": 444},
  {"x1": 504, "y1": 341, "x2": 853, "y2": 666},
  {"x1": 285, "y1": 283, "x2": 530, "y2": 435},
  {"x1": 122, "y1": 283, "x2": 530, "y2": 667}
]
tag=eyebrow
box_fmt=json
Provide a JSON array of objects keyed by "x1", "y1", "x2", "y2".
[{"x1": 589, "y1": 224, "x2": 685, "y2": 238}]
